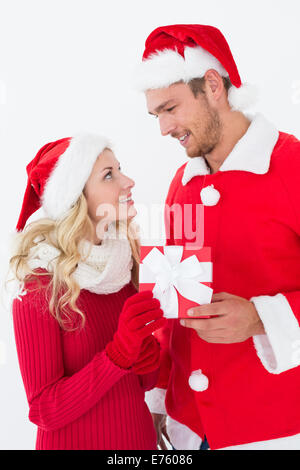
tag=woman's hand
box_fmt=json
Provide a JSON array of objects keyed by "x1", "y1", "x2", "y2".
[
  {"x1": 106, "y1": 291, "x2": 166, "y2": 369},
  {"x1": 132, "y1": 335, "x2": 161, "y2": 375}
]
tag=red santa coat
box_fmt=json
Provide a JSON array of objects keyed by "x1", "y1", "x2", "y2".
[{"x1": 150, "y1": 114, "x2": 300, "y2": 450}]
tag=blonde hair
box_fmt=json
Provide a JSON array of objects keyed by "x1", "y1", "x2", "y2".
[{"x1": 9, "y1": 193, "x2": 140, "y2": 332}]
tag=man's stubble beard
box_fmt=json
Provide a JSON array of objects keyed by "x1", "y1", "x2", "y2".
[{"x1": 187, "y1": 105, "x2": 222, "y2": 159}]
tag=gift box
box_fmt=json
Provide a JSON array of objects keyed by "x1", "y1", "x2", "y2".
[{"x1": 139, "y1": 245, "x2": 213, "y2": 319}]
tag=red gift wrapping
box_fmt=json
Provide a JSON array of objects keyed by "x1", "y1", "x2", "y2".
[{"x1": 139, "y1": 245, "x2": 213, "y2": 319}]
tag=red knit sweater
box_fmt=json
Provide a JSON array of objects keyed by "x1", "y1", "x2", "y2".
[{"x1": 12, "y1": 274, "x2": 158, "y2": 450}]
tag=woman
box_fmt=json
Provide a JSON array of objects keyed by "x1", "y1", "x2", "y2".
[{"x1": 9, "y1": 133, "x2": 166, "y2": 450}]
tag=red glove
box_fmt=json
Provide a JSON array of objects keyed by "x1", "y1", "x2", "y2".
[
  {"x1": 106, "y1": 291, "x2": 166, "y2": 369},
  {"x1": 132, "y1": 335, "x2": 161, "y2": 375}
]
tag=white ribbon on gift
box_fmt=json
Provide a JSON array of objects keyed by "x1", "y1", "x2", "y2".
[{"x1": 139, "y1": 246, "x2": 213, "y2": 319}]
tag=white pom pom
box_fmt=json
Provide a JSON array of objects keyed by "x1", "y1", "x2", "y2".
[
  {"x1": 200, "y1": 185, "x2": 220, "y2": 206},
  {"x1": 188, "y1": 370, "x2": 209, "y2": 392},
  {"x1": 228, "y1": 83, "x2": 259, "y2": 111}
]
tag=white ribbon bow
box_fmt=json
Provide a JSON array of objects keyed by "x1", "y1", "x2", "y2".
[{"x1": 140, "y1": 246, "x2": 213, "y2": 318}]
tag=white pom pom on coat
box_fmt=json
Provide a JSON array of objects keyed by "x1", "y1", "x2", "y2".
[
  {"x1": 188, "y1": 370, "x2": 209, "y2": 392},
  {"x1": 200, "y1": 185, "x2": 221, "y2": 206}
]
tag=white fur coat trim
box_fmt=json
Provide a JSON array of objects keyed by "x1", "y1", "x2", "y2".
[
  {"x1": 145, "y1": 387, "x2": 202, "y2": 450},
  {"x1": 251, "y1": 293, "x2": 300, "y2": 374},
  {"x1": 182, "y1": 113, "x2": 279, "y2": 186},
  {"x1": 145, "y1": 387, "x2": 300, "y2": 449}
]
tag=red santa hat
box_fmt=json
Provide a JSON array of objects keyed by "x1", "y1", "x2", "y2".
[
  {"x1": 136, "y1": 24, "x2": 257, "y2": 111},
  {"x1": 16, "y1": 134, "x2": 111, "y2": 232}
]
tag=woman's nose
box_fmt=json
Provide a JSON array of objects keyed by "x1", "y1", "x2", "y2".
[{"x1": 122, "y1": 175, "x2": 135, "y2": 191}]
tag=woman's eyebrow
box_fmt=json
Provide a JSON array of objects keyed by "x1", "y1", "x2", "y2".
[{"x1": 101, "y1": 163, "x2": 121, "y2": 172}]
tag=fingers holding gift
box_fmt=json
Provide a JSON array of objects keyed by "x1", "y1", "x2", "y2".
[
  {"x1": 122, "y1": 290, "x2": 154, "y2": 310},
  {"x1": 126, "y1": 298, "x2": 162, "y2": 321},
  {"x1": 211, "y1": 292, "x2": 249, "y2": 303},
  {"x1": 187, "y1": 302, "x2": 225, "y2": 318},
  {"x1": 182, "y1": 316, "x2": 227, "y2": 332},
  {"x1": 128, "y1": 307, "x2": 165, "y2": 331},
  {"x1": 181, "y1": 295, "x2": 263, "y2": 343},
  {"x1": 187, "y1": 293, "x2": 250, "y2": 318},
  {"x1": 140, "y1": 316, "x2": 167, "y2": 338},
  {"x1": 180, "y1": 317, "x2": 240, "y2": 343}
]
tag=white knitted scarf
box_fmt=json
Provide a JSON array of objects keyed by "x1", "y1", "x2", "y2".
[{"x1": 17, "y1": 221, "x2": 133, "y2": 297}]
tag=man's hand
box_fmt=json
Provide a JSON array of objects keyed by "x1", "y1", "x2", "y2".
[
  {"x1": 180, "y1": 292, "x2": 265, "y2": 344},
  {"x1": 151, "y1": 413, "x2": 171, "y2": 450}
]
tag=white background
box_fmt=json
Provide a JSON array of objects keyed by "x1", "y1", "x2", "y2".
[{"x1": 0, "y1": 0, "x2": 299, "y2": 450}]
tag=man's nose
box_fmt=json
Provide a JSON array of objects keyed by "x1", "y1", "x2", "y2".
[{"x1": 159, "y1": 116, "x2": 176, "y2": 137}]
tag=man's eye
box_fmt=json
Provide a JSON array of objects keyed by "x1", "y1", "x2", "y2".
[
  {"x1": 104, "y1": 171, "x2": 112, "y2": 179},
  {"x1": 166, "y1": 106, "x2": 176, "y2": 112}
]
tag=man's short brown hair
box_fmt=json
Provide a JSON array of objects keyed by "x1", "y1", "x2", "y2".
[{"x1": 188, "y1": 76, "x2": 232, "y2": 97}]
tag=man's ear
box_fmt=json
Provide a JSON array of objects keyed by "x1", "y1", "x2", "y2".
[{"x1": 204, "y1": 70, "x2": 224, "y2": 102}]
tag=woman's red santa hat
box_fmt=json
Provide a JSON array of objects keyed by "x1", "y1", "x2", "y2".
[
  {"x1": 136, "y1": 24, "x2": 257, "y2": 111},
  {"x1": 16, "y1": 134, "x2": 110, "y2": 232}
]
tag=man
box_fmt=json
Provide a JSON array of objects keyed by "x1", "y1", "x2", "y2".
[{"x1": 136, "y1": 24, "x2": 300, "y2": 450}]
